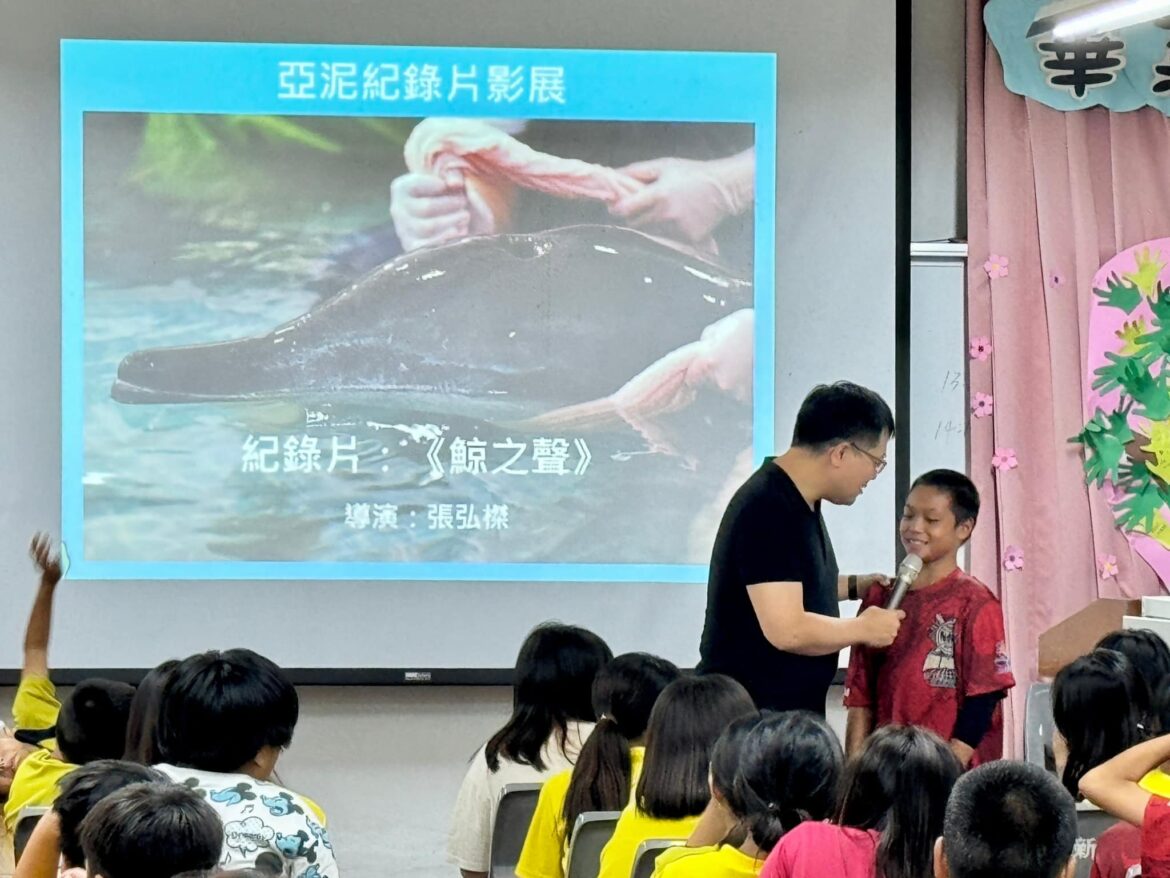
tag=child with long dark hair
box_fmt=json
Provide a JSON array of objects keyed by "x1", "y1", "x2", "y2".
[
  {"x1": 655, "y1": 711, "x2": 842, "y2": 878},
  {"x1": 761, "y1": 725, "x2": 960, "y2": 878},
  {"x1": 596, "y1": 674, "x2": 755, "y2": 878},
  {"x1": 1052, "y1": 648, "x2": 1152, "y2": 798},
  {"x1": 516, "y1": 653, "x2": 680, "y2": 878},
  {"x1": 449, "y1": 622, "x2": 612, "y2": 878}
]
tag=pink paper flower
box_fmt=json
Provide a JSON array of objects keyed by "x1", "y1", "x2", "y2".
[
  {"x1": 972, "y1": 392, "x2": 994, "y2": 418},
  {"x1": 970, "y1": 337, "x2": 993, "y2": 361},
  {"x1": 984, "y1": 255, "x2": 1010, "y2": 279},
  {"x1": 1003, "y1": 545, "x2": 1025, "y2": 571},
  {"x1": 1098, "y1": 554, "x2": 1119, "y2": 580},
  {"x1": 992, "y1": 448, "x2": 1018, "y2": 471},
  {"x1": 1050, "y1": 272, "x2": 1065, "y2": 288}
]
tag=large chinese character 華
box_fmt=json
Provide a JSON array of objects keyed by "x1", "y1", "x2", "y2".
[
  {"x1": 277, "y1": 62, "x2": 316, "y2": 100},
  {"x1": 404, "y1": 63, "x2": 443, "y2": 101},
  {"x1": 487, "y1": 65, "x2": 524, "y2": 103},
  {"x1": 242, "y1": 435, "x2": 280, "y2": 474},
  {"x1": 319, "y1": 62, "x2": 359, "y2": 100},
  {"x1": 529, "y1": 66, "x2": 566, "y2": 104},
  {"x1": 1036, "y1": 36, "x2": 1125, "y2": 99}
]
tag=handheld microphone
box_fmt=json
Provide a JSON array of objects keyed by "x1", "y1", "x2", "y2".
[{"x1": 885, "y1": 554, "x2": 923, "y2": 610}]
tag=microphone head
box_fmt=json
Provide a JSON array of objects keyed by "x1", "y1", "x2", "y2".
[{"x1": 898, "y1": 553, "x2": 924, "y2": 580}]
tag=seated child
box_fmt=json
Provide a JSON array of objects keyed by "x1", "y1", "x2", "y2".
[
  {"x1": 14, "y1": 759, "x2": 169, "y2": 878},
  {"x1": 121, "y1": 659, "x2": 179, "y2": 765},
  {"x1": 844, "y1": 470, "x2": 1015, "y2": 768},
  {"x1": 155, "y1": 648, "x2": 338, "y2": 877},
  {"x1": 654, "y1": 710, "x2": 842, "y2": 878},
  {"x1": 762, "y1": 725, "x2": 961, "y2": 878},
  {"x1": 1078, "y1": 733, "x2": 1170, "y2": 877},
  {"x1": 4, "y1": 535, "x2": 135, "y2": 834},
  {"x1": 450, "y1": 623, "x2": 612, "y2": 878},
  {"x1": 597, "y1": 674, "x2": 755, "y2": 878},
  {"x1": 517, "y1": 652, "x2": 680, "y2": 878},
  {"x1": 78, "y1": 783, "x2": 222, "y2": 878},
  {"x1": 1053, "y1": 648, "x2": 1151, "y2": 797},
  {"x1": 935, "y1": 760, "x2": 1077, "y2": 878}
]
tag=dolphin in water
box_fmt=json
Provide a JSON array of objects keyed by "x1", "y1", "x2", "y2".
[{"x1": 110, "y1": 225, "x2": 753, "y2": 415}]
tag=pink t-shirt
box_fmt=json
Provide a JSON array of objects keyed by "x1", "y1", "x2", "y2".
[{"x1": 761, "y1": 822, "x2": 881, "y2": 878}]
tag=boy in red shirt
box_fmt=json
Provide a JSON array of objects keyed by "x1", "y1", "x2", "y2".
[{"x1": 844, "y1": 469, "x2": 1015, "y2": 768}]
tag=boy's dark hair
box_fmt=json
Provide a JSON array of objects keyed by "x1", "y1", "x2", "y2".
[
  {"x1": 79, "y1": 782, "x2": 222, "y2": 878},
  {"x1": 1053, "y1": 647, "x2": 1152, "y2": 797},
  {"x1": 735, "y1": 710, "x2": 843, "y2": 852},
  {"x1": 123, "y1": 658, "x2": 180, "y2": 764},
  {"x1": 56, "y1": 679, "x2": 137, "y2": 766},
  {"x1": 54, "y1": 759, "x2": 169, "y2": 868},
  {"x1": 942, "y1": 761, "x2": 1076, "y2": 878},
  {"x1": 562, "y1": 652, "x2": 680, "y2": 829},
  {"x1": 636, "y1": 674, "x2": 756, "y2": 819},
  {"x1": 485, "y1": 622, "x2": 612, "y2": 773},
  {"x1": 157, "y1": 649, "x2": 298, "y2": 773},
  {"x1": 909, "y1": 469, "x2": 981, "y2": 527},
  {"x1": 836, "y1": 725, "x2": 961, "y2": 878},
  {"x1": 1095, "y1": 629, "x2": 1170, "y2": 729},
  {"x1": 791, "y1": 382, "x2": 895, "y2": 452}
]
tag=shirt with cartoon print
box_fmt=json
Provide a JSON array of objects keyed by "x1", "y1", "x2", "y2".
[
  {"x1": 843, "y1": 567, "x2": 1015, "y2": 766},
  {"x1": 156, "y1": 763, "x2": 338, "y2": 878}
]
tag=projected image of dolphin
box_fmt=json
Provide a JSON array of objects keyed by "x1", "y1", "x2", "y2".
[{"x1": 110, "y1": 225, "x2": 754, "y2": 416}]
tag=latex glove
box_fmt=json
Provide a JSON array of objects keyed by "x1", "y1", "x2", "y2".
[
  {"x1": 609, "y1": 149, "x2": 754, "y2": 245},
  {"x1": 389, "y1": 171, "x2": 499, "y2": 252}
]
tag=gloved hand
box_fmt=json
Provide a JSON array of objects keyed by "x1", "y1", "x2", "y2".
[
  {"x1": 608, "y1": 150, "x2": 754, "y2": 246},
  {"x1": 389, "y1": 170, "x2": 500, "y2": 252}
]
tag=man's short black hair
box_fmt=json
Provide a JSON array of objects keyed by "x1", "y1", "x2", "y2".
[
  {"x1": 56, "y1": 679, "x2": 137, "y2": 766},
  {"x1": 80, "y1": 783, "x2": 222, "y2": 878},
  {"x1": 791, "y1": 382, "x2": 895, "y2": 451},
  {"x1": 910, "y1": 469, "x2": 981, "y2": 527},
  {"x1": 942, "y1": 761, "x2": 1076, "y2": 878},
  {"x1": 54, "y1": 759, "x2": 169, "y2": 868},
  {"x1": 157, "y1": 648, "x2": 298, "y2": 773}
]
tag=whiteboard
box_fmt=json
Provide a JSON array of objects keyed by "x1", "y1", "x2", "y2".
[{"x1": 909, "y1": 251, "x2": 969, "y2": 486}]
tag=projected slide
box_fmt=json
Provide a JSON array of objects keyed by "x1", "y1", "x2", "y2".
[{"x1": 62, "y1": 40, "x2": 776, "y2": 581}]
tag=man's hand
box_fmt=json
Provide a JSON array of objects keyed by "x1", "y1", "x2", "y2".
[
  {"x1": 29, "y1": 533, "x2": 61, "y2": 587},
  {"x1": 857, "y1": 605, "x2": 905, "y2": 648}
]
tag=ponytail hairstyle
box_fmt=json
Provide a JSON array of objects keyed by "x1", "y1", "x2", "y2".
[
  {"x1": 562, "y1": 653, "x2": 681, "y2": 830},
  {"x1": 836, "y1": 725, "x2": 961, "y2": 878},
  {"x1": 636, "y1": 674, "x2": 756, "y2": 819},
  {"x1": 734, "y1": 711, "x2": 843, "y2": 852}
]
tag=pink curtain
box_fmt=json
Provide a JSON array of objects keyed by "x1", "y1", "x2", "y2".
[{"x1": 966, "y1": 0, "x2": 1170, "y2": 755}]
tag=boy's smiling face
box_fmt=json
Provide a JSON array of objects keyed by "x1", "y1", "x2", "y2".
[{"x1": 900, "y1": 484, "x2": 974, "y2": 564}]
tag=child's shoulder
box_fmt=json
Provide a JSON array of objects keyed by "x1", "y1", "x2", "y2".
[{"x1": 949, "y1": 572, "x2": 1004, "y2": 612}]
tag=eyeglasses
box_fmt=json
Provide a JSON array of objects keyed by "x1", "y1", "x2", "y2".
[{"x1": 850, "y1": 442, "x2": 888, "y2": 474}]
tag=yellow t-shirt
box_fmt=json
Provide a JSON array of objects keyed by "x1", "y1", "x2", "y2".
[
  {"x1": 517, "y1": 747, "x2": 647, "y2": 878},
  {"x1": 4, "y1": 675, "x2": 71, "y2": 834},
  {"x1": 1140, "y1": 769, "x2": 1170, "y2": 797},
  {"x1": 652, "y1": 845, "x2": 764, "y2": 878},
  {"x1": 597, "y1": 807, "x2": 700, "y2": 878}
]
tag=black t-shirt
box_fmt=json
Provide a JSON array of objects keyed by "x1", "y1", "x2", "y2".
[{"x1": 697, "y1": 458, "x2": 840, "y2": 714}]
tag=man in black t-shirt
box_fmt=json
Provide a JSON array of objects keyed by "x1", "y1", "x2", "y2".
[{"x1": 697, "y1": 381, "x2": 905, "y2": 714}]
